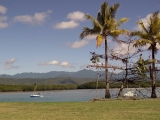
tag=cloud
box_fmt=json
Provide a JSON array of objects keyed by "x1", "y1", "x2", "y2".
[
  {"x1": 4, "y1": 58, "x2": 20, "y2": 69},
  {"x1": 38, "y1": 60, "x2": 59, "y2": 65},
  {"x1": 53, "y1": 11, "x2": 85, "y2": 29},
  {"x1": 38, "y1": 60, "x2": 75, "y2": 68},
  {"x1": 67, "y1": 35, "x2": 98, "y2": 48},
  {"x1": 59, "y1": 62, "x2": 74, "y2": 68},
  {"x1": 0, "y1": 16, "x2": 8, "y2": 28},
  {"x1": 54, "y1": 20, "x2": 79, "y2": 29},
  {"x1": 133, "y1": 14, "x2": 151, "y2": 31},
  {"x1": 13, "y1": 10, "x2": 52, "y2": 25},
  {"x1": 5, "y1": 65, "x2": 20, "y2": 70},
  {"x1": 0, "y1": 5, "x2": 7, "y2": 14},
  {"x1": 67, "y1": 39, "x2": 90, "y2": 49},
  {"x1": 157, "y1": 44, "x2": 160, "y2": 49},
  {"x1": 48, "y1": 60, "x2": 59, "y2": 65},
  {"x1": 67, "y1": 11, "x2": 85, "y2": 21},
  {"x1": 113, "y1": 43, "x2": 137, "y2": 55},
  {"x1": 5, "y1": 58, "x2": 16, "y2": 65}
]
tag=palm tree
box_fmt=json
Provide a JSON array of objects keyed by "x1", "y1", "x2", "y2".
[
  {"x1": 133, "y1": 11, "x2": 160, "y2": 98},
  {"x1": 80, "y1": 1, "x2": 129, "y2": 98}
]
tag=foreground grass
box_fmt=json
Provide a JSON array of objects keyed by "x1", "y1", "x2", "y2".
[{"x1": 0, "y1": 99, "x2": 160, "y2": 120}]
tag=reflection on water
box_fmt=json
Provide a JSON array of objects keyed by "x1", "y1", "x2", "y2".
[{"x1": 0, "y1": 88, "x2": 160, "y2": 102}]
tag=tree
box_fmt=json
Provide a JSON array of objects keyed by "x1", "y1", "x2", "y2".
[
  {"x1": 108, "y1": 34, "x2": 143, "y2": 97},
  {"x1": 80, "y1": 1, "x2": 129, "y2": 98},
  {"x1": 135, "y1": 54, "x2": 152, "y2": 78},
  {"x1": 133, "y1": 11, "x2": 160, "y2": 98}
]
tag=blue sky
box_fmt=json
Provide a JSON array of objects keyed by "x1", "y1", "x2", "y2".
[{"x1": 0, "y1": 0, "x2": 160, "y2": 75}]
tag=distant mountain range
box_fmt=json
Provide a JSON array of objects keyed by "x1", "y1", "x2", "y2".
[
  {"x1": 0, "y1": 69, "x2": 160, "y2": 85},
  {"x1": 0, "y1": 69, "x2": 124, "y2": 85},
  {"x1": 0, "y1": 69, "x2": 119, "y2": 79},
  {"x1": 1, "y1": 69, "x2": 160, "y2": 80}
]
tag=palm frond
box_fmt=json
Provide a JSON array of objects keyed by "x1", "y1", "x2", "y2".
[
  {"x1": 132, "y1": 31, "x2": 149, "y2": 39},
  {"x1": 109, "y1": 29, "x2": 124, "y2": 37},
  {"x1": 149, "y1": 13, "x2": 160, "y2": 35},
  {"x1": 148, "y1": 45, "x2": 158, "y2": 54},
  {"x1": 152, "y1": 11, "x2": 159, "y2": 18},
  {"x1": 115, "y1": 18, "x2": 129, "y2": 27},
  {"x1": 104, "y1": 19, "x2": 115, "y2": 29},
  {"x1": 133, "y1": 39, "x2": 152, "y2": 48},
  {"x1": 97, "y1": 10, "x2": 103, "y2": 25},
  {"x1": 80, "y1": 27, "x2": 100, "y2": 39},
  {"x1": 109, "y1": 3, "x2": 120, "y2": 19},
  {"x1": 96, "y1": 34, "x2": 104, "y2": 48},
  {"x1": 85, "y1": 14, "x2": 102, "y2": 30},
  {"x1": 156, "y1": 34, "x2": 160, "y2": 42},
  {"x1": 101, "y1": 1, "x2": 108, "y2": 24},
  {"x1": 137, "y1": 21, "x2": 149, "y2": 34},
  {"x1": 80, "y1": 14, "x2": 102, "y2": 39}
]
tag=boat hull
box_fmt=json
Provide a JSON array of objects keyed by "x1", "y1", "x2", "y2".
[{"x1": 30, "y1": 95, "x2": 43, "y2": 97}]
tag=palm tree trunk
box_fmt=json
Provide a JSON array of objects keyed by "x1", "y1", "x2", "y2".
[
  {"x1": 105, "y1": 36, "x2": 111, "y2": 98},
  {"x1": 151, "y1": 47, "x2": 157, "y2": 98}
]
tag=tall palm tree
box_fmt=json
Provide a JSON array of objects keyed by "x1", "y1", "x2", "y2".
[
  {"x1": 80, "y1": 1, "x2": 129, "y2": 98},
  {"x1": 133, "y1": 11, "x2": 160, "y2": 98}
]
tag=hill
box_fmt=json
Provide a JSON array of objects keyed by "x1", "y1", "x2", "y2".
[{"x1": 0, "y1": 69, "x2": 107, "y2": 79}]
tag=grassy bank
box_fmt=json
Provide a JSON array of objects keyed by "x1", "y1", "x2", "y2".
[{"x1": 0, "y1": 99, "x2": 160, "y2": 120}]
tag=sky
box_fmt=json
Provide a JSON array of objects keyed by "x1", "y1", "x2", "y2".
[{"x1": 0, "y1": 0, "x2": 160, "y2": 75}]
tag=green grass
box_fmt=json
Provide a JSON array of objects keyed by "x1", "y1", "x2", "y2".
[{"x1": 0, "y1": 99, "x2": 160, "y2": 120}]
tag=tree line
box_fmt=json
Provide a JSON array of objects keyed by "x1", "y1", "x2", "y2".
[
  {"x1": 0, "y1": 84, "x2": 77, "y2": 92},
  {"x1": 1, "y1": 81, "x2": 160, "y2": 92}
]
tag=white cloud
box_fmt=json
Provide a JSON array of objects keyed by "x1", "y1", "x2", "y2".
[
  {"x1": 67, "y1": 35, "x2": 112, "y2": 49},
  {"x1": 4, "y1": 58, "x2": 20, "y2": 69},
  {"x1": 67, "y1": 39, "x2": 89, "y2": 48},
  {"x1": 59, "y1": 62, "x2": 74, "y2": 68},
  {"x1": 54, "y1": 20, "x2": 79, "y2": 29},
  {"x1": 0, "y1": 5, "x2": 7, "y2": 14},
  {"x1": 67, "y1": 35, "x2": 98, "y2": 48},
  {"x1": 38, "y1": 60, "x2": 59, "y2": 65},
  {"x1": 157, "y1": 43, "x2": 160, "y2": 49},
  {"x1": 113, "y1": 43, "x2": 137, "y2": 55},
  {"x1": 5, "y1": 58, "x2": 16, "y2": 65},
  {"x1": 133, "y1": 14, "x2": 151, "y2": 31},
  {"x1": 67, "y1": 11, "x2": 85, "y2": 21},
  {"x1": 0, "y1": 16, "x2": 8, "y2": 29},
  {"x1": 13, "y1": 10, "x2": 52, "y2": 25},
  {"x1": 48, "y1": 60, "x2": 59, "y2": 65},
  {"x1": 53, "y1": 11, "x2": 85, "y2": 29},
  {"x1": 38, "y1": 60, "x2": 74, "y2": 68},
  {"x1": 0, "y1": 21, "x2": 8, "y2": 28},
  {"x1": 5, "y1": 65, "x2": 20, "y2": 70},
  {"x1": 84, "y1": 35, "x2": 97, "y2": 40}
]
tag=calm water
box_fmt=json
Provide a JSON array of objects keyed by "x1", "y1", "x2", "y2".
[{"x1": 0, "y1": 88, "x2": 160, "y2": 102}]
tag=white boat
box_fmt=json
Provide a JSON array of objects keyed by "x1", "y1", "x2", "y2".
[
  {"x1": 123, "y1": 91, "x2": 137, "y2": 97},
  {"x1": 30, "y1": 93, "x2": 43, "y2": 98},
  {"x1": 30, "y1": 84, "x2": 43, "y2": 98}
]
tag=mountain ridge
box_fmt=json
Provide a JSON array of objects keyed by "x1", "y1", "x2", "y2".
[{"x1": 0, "y1": 69, "x2": 107, "y2": 79}]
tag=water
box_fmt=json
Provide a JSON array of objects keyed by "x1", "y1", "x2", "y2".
[
  {"x1": 0, "y1": 88, "x2": 160, "y2": 102},
  {"x1": 0, "y1": 89, "x2": 105, "y2": 102}
]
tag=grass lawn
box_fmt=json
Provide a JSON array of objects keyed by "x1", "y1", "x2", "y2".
[{"x1": 0, "y1": 99, "x2": 160, "y2": 120}]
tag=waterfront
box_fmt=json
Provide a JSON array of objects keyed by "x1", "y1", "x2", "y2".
[{"x1": 0, "y1": 88, "x2": 160, "y2": 102}]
